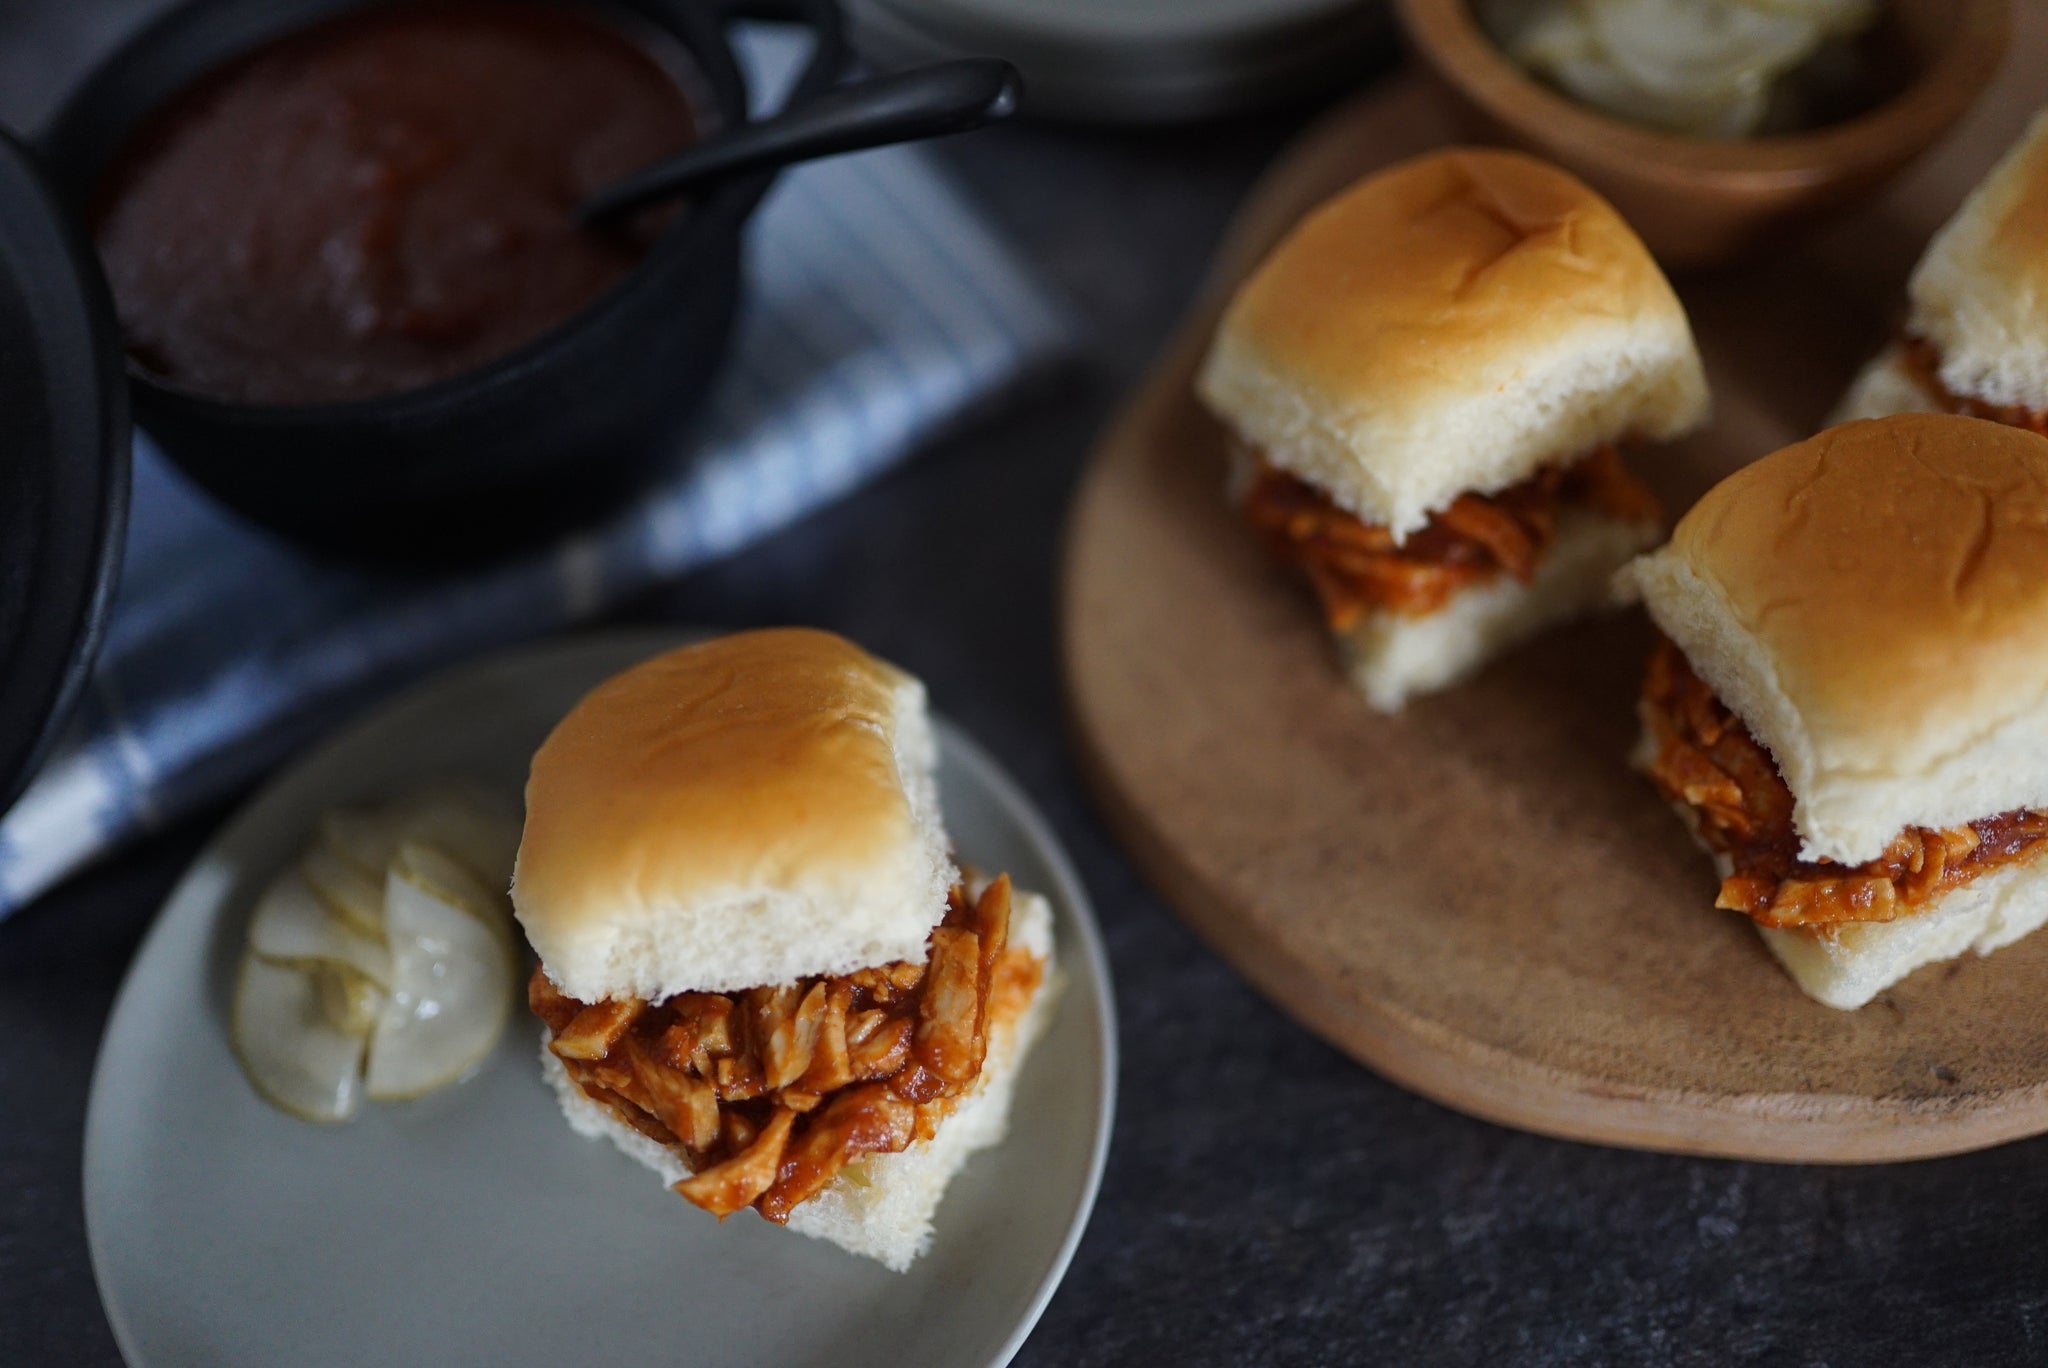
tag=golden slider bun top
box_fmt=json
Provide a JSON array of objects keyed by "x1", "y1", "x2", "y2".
[
  {"x1": 512, "y1": 628, "x2": 954, "y2": 1002},
  {"x1": 1910, "y1": 109, "x2": 2048, "y2": 410},
  {"x1": 1196, "y1": 147, "x2": 1707, "y2": 539},
  {"x1": 1619, "y1": 414, "x2": 2048, "y2": 866}
]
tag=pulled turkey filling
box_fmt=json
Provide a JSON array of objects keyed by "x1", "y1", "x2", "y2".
[
  {"x1": 1639, "y1": 636, "x2": 2048, "y2": 928},
  {"x1": 1238, "y1": 445, "x2": 1660, "y2": 625},
  {"x1": 531, "y1": 876, "x2": 1044, "y2": 1222},
  {"x1": 1899, "y1": 335, "x2": 2048, "y2": 435}
]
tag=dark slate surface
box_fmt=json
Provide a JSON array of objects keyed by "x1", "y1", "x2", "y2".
[{"x1": 4, "y1": 5, "x2": 2046, "y2": 1365}]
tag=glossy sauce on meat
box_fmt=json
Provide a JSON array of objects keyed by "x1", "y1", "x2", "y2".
[
  {"x1": 532, "y1": 877, "x2": 1043, "y2": 1223},
  {"x1": 1238, "y1": 445, "x2": 1661, "y2": 625},
  {"x1": 1639, "y1": 636, "x2": 2048, "y2": 928}
]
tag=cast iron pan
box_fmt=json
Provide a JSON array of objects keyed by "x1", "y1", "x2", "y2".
[
  {"x1": 0, "y1": 129, "x2": 130, "y2": 816},
  {"x1": 38, "y1": 0, "x2": 845, "y2": 563}
]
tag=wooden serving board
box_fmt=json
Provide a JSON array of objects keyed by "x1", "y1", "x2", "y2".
[{"x1": 1062, "y1": 25, "x2": 2048, "y2": 1162}]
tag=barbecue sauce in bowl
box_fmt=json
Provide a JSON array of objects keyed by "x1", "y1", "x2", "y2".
[{"x1": 93, "y1": 1, "x2": 698, "y2": 407}]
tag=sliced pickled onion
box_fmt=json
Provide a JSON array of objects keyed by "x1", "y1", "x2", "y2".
[
  {"x1": 300, "y1": 840, "x2": 385, "y2": 936},
  {"x1": 318, "y1": 807, "x2": 407, "y2": 877},
  {"x1": 396, "y1": 783, "x2": 521, "y2": 890},
  {"x1": 363, "y1": 853, "x2": 515, "y2": 1101},
  {"x1": 248, "y1": 865, "x2": 393, "y2": 986},
  {"x1": 313, "y1": 962, "x2": 385, "y2": 1036},
  {"x1": 1583, "y1": 0, "x2": 1820, "y2": 95},
  {"x1": 391, "y1": 839, "x2": 509, "y2": 930},
  {"x1": 1547, "y1": 46, "x2": 1770, "y2": 136},
  {"x1": 318, "y1": 782, "x2": 519, "y2": 893},
  {"x1": 1487, "y1": 0, "x2": 1596, "y2": 67},
  {"x1": 230, "y1": 955, "x2": 370, "y2": 1124},
  {"x1": 1741, "y1": 0, "x2": 1874, "y2": 36}
]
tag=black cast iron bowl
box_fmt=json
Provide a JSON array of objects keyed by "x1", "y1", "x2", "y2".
[{"x1": 39, "y1": 0, "x2": 847, "y2": 563}]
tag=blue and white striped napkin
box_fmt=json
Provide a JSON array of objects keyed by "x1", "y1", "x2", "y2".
[{"x1": 0, "y1": 30, "x2": 1066, "y2": 919}]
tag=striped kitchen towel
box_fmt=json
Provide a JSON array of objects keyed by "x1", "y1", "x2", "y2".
[{"x1": 0, "y1": 29, "x2": 1067, "y2": 918}]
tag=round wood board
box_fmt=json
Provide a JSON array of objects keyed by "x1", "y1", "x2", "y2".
[{"x1": 1062, "y1": 44, "x2": 2048, "y2": 1162}]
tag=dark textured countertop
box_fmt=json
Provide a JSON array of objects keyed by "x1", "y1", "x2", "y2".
[{"x1": 4, "y1": 5, "x2": 2045, "y2": 1365}]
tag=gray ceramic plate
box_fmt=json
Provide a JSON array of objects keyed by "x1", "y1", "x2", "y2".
[{"x1": 83, "y1": 630, "x2": 1116, "y2": 1368}]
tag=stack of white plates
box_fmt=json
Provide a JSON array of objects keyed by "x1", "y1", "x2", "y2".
[{"x1": 847, "y1": 0, "x2": 1392, "y2": 124}]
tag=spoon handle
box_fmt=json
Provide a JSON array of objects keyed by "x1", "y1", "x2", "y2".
[{"x1": 580, "y1": 59, "x2": 1021, "y2": 227}]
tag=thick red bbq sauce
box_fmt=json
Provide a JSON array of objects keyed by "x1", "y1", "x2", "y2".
[{"x1": 93, "y1": 2, "x2": 699, "y2": 406}]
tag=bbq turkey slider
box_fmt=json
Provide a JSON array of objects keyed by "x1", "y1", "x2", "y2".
[
  {"x1": 1836, "y1": 110, "x2": 2048, "y2": 429},
  {"x1": 1618, "y1": 414, "x2": 2048, "y2": 1010},
  {"x1": 513, "y1": 628, "x2": 1057, "y2": 1271},
  {"x1": 1196, "y1": 147, "x2": 1710, "y2": 711}
]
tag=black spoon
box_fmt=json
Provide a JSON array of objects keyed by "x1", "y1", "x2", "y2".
[{"x1": 579, "y1": 58, "x2": 1021, "y2": 227}]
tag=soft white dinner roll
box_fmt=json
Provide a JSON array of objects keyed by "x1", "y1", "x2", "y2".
[
  {"x1": 512, "y1": 628, "x2": 955, "y2": 1001},
  {"x1": 1827, "y1": 343, "x2": 1943, "y2": 425},
  {"x1": 1907, "y1": 108, "x2": 2048, "y2": 411},
  {"x1": 1196, "y1": 147, "x2": 1708, "y2": 540},
  {"x1": 542, "y1": 888, "x2": 1059, "y2": 1271},
  {"x1": 1617, "y1": 414, "x2": 2048, "y2": 869},
  {"x1": 1759, "y1": 860, "x2": 2048, "y2": 1010}
]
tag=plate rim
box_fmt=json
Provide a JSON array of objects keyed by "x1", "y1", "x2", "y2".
[{"x1": 82, "y1": 627, "x2": 1118, "y2": 1367}]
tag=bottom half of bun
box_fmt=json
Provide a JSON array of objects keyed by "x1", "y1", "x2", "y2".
[
  {"x1": 541, "y1": 889, "x2": 1060, "y2": 1271},
  {"x1": 1832, "y1": 339, "x2": 2048, "y2": 433},
  {"x1": 1339, "y1": 510, "x2": 1656, "y2": 712},
  {"x1": 1829, "y1": 345, "x2": 1946, "y2": 426},
  {"x1": 1756, "y1": 859, "x2": 2048, "y2": 1010},
  {"x1": 1638, "y1": 740, "x2": 2048, "y2": 1010}
]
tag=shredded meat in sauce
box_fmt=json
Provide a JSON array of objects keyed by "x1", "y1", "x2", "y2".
[
  {"x1": 530, "y1": 876, "x2": 1043, "y2": 1223},
  {"x1": 1899, "y1": 335, "x2": 2048, "y2": 435},
  {"x1": 1639, "y1": 636, "x2": 2048, "y2": 928},
  {"x1": 1238, "y1": 445, "x2": 1661, "y2": 625}
]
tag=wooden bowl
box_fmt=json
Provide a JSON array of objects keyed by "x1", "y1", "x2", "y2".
[{"x1": 1393, "y1": 0, "x2": 2011, "y2": 268}]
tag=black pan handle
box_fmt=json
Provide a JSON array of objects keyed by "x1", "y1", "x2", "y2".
[{"x1": 579, "y1": 59, "x2": 1019, "y2": 227}]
